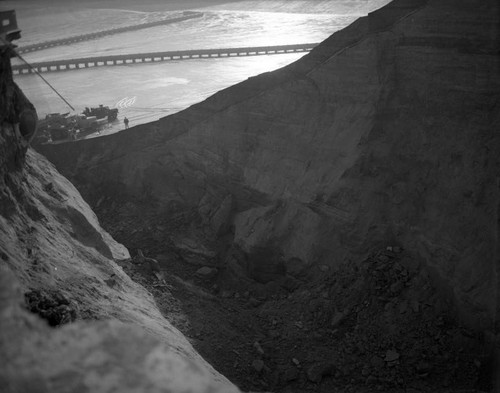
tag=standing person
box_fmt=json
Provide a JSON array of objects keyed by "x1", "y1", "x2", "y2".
[{"x1": 124, "y1": 117, "x2": 129, "y2": 129}]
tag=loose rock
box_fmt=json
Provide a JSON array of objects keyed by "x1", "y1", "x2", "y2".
[
  {"x1": 306, "y1": 362, "x2": 336, "y2": 383},
  {"x1": 195, "y1": 266, "x2": 217, "y2": 279},
  {"x1": 253, "y1": 341, "x2": 265, "y2": 355},
  {"x1": 283, "y1": 367, "x2": 300, "y2": 382},
  {"x1": 384, "y1": 349, "x2": 400, "y2": 362},
  {"x1": 252, "y1": 359, "x2": 265, "y2": 373},
  {"x1": 370, "y1": 355, "x2": 385, "y2": 369},
  {"x1": 24, "y1": 289, "x2": 77, "y2": 327}
]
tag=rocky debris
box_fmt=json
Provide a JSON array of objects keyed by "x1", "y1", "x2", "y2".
[
  {"x1": 221, "y1": 290, "x2": 233, "y2": 298},
  {"x1": 24, "y1": 289, "x2": 77, "y2": 326},
  {"x1": 281, "y1": 249, "x2": 489, "y2": 390},
  {"x1": 280, "y1": 275, "x2": 301, "y2": 292},
  {"x1": 384, "y1": 349, "x2": 400, "y2": 363},
  {"x1": 135, "y1": 249, "x2": 161, "y2": 273},
  {"x1": 306, "y1": 362, "x2": 336, "y2": 383},
  {"x1": 252, "y1": 359, "x2": 265, "y2": 373},
  {"x1": 195, "y1": 266, "x2": 218, "y2": 280},
  {"x1": 247, "y1": 246, "x2": 286, "y2": 284},
  {"x1": 172, "y1": 237, "x2": 217, "y2": 266},
  {"x1": 248, "y1": 297, "x2": 262, "y2": 308},
  {"x1": 370, "y1": 355, "x2": 385, "y2": 370},
  {"x1": 208, "y1": 194, "x2": 234, "y2": 236},
  {"x1": 330, "y1": 307, "x2": 349, "y2": 328},
  {"x1": 100, "y1": 208, "x2": 494, "y2": 393},
  {"x1": 282, "y1": 366, "x2": 299, "y2": 382},
  {"x1": 253, "y1": 341, "x2": 265, "y2": 356},
  {"x1": 285, "y1": 257, "x2": 308, "y2": 278}
]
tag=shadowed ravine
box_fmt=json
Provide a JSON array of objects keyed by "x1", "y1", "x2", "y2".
[{"x1": 2, "y1": 0, "x2": 499, "y2": 392}]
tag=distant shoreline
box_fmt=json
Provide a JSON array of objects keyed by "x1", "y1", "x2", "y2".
[
  {"x1": 84, "y1": 0, "x2": 240, "y2": 12},
  {"x1": 2, "y1": 0, "x2": 239, "y2": 14},
  {"x1": 3, "y1": 0, "x2": 391, "y2": 16}
]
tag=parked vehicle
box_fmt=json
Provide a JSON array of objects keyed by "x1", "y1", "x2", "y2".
[
  {"x1": 33, "y1": 105, "x2": 118, "y2": 145},
  {"x1": 83, "y1": 104, "x2": 118, "y2": 121}
]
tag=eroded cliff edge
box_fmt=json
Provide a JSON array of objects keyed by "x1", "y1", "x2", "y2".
[
  {"x1": 0, "y1": 41, "x2": 239, "y2": 393},
  {"x1": 38, "y1": 0, "x2": 499, "y2": 335}
]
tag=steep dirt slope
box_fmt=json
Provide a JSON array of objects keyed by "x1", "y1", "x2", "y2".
[
  {"x1": 0, "y1": 46, "x2": 238, "y2": 393},
  {"x1": 38, "y1": 0, "x2": 499, "y2": 338}
]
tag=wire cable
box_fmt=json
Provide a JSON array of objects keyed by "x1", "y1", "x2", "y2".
[{"x1": 1, "y1": 36, "x2": 76, "y2": 111}]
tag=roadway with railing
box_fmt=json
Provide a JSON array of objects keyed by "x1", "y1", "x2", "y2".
[{"x1": 12, "y1": 43, "x2": 319, "y2": 75}]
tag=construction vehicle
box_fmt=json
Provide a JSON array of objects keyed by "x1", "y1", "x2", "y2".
[
  {"x1": 33, "y1": 105, "x2": 118, "y2": 144},
  {"x1": 83, "y1": 104, "x2": 118, "y2": 121}
]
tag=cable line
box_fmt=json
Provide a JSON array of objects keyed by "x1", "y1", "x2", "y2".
[{"x1": 1, "y1": 36, "x2": 75, "y2": 111}]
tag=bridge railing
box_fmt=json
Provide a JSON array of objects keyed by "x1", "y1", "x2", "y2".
[{"x1": 12, "y1": 43, "x2": 319, "y2": 75}]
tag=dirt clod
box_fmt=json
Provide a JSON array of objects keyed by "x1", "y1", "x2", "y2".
[{"x1": 24, "y1": 289, "x2": 77, "y2": 326}]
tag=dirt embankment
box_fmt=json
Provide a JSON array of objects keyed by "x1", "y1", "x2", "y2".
[
  {"x1": 100, "y1": 208, "x2": 497, "y2": 392},
  {"x1": 39, "y1": 0, "x2": 500, "y2": 332},
  {"x1": 0, "y1": 40, "x2": 239, "y2": 393},
  {"x1": 28, "y1": 0, "x2": 500, "y2": 391}
]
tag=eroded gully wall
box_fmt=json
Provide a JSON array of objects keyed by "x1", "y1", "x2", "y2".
[
  {"x1": 38, "y1": 0, "x2": 500, "y2": 331},
  {"x1": 0, "y1": 42, "x2": 239, "y2": 393}
]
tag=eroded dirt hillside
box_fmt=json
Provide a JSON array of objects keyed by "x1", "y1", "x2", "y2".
[
  {"x1": 0, "y1": 42, "x2": 239, "y2": 393},
  {"x1": 39, "y1": 0, "x2": 500, "y2": 334}
]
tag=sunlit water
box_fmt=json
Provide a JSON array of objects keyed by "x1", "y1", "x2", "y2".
[{"x1": 7, "y1": 1, "x2": 389, "y2": 139}]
